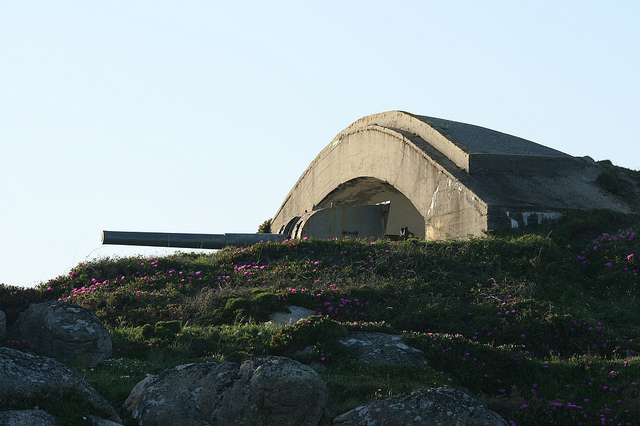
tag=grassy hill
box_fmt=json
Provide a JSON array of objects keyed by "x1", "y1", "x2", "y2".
[{"x1": 2, "y1": 209, "x2": 640, "y2": 425}]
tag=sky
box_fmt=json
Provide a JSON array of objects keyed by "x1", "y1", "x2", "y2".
[{"x1": 1, "y1": 1, "x2": 639, "y2": 288}]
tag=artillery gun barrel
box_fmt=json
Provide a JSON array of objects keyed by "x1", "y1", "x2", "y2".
[{"x1": 101, "y1": 230, "x2": 285, "y2": 249}]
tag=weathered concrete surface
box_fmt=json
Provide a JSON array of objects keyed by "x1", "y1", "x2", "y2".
[
  {"x1": 272, "y1": 111, "x2": 630, "y2": 239},
  {"x1": 287, "y1": 203, "x2": 389, "y2": 240}
]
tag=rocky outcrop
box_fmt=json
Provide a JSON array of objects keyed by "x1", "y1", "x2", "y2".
[
  {"x1": 12, "y1": 301, "x2": 112, "y2": 363},
  {"x1": 332, "y1": 387, "x2": 507, "y2": 425},
  {"x1": 0, "y1": 347, "x2": 122, "y2": 423},
  {"x1": 339, "y1": 331, "x2": 428, "y2": 366},
  {"x1": 125, "y1": 355, "x2": 328, "y2": 426},
  {"x1": 1, "y1": 302, "x2": 503, "y2": 425},
  {"x1": 0, "y1": 309, "x2": 6, "y2": 341}
]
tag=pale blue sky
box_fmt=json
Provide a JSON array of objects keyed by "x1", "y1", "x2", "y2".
[{"x1": 2, "y1": 1, "x2": 639, "y2": 287}]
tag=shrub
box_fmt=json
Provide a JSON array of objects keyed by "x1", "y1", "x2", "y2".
[
  {"x1": 156, "y1": 320, "x2": 181, "y2": 334},
  {"x1": 0, "y1": 284, "x2": 44, "y2": 325},
  {"x1": 223, "y1": 298, "x2": 251, "y2": 313},
  {"x1": 253, "y1": 292, "x2": 278, "y2": 310},
  {"x1": 135, "y1": 324, "x2": 155, "y2": 340},
  {"x1": 258, "y1": 218, "x2": 272, "y2": 234},
  {"x1": 270, "y1": 315, "x2": 348, "y2": 358}
]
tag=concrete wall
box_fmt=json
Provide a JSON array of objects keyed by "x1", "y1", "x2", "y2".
[
  {"x1": 291, "y1": 204, "x2": 389, "y2": 240},
  {"x1": 314, "y1": 177, "x2": 425, "y2": 238},
  {"x1": 426, "y1": 175, "x2": 489, "y2": 239}
]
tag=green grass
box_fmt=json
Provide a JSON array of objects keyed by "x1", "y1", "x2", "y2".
[
  {"x1": 2, "y1": 210, "x2": 640, "y2": 425},
  {"x1": 321, "y1": 362, "x2": 449, "y2": 416}
]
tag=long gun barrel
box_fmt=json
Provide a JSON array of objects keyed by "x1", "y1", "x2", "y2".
[{"x1": 101, "y1": 230, "x2": 285, "y2": 249}]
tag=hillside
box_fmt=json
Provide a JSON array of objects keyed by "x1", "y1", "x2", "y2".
[{"x1": 1, "y1": 209, "x2": 640, "y2": 425}]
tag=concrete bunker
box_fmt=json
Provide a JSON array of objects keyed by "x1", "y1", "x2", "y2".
[{"x1": 272, "y1": 111, "x2": 631, "y2": 240}]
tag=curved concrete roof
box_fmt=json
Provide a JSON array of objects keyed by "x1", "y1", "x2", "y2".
[
  {"x1": 272, "y1": 111, "x2": 628, "y2": 240},
  {"x1": 416, "y1": 115, "x2": 572, "y2": 157},
  {"x1": 342, "y1": 111, "x2": 577, "y2": 174}
]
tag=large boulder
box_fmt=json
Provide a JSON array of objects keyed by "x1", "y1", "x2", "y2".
[
  {"x1": 88, "y1": 415, "x2": 125, "y2": 425},
  {"x1": 125, "y1": 361, "x2": 241, "y2": 425},
  {"x1": 332, "y1": 387, "x2": 508, "y2": 426},
  {"x1": 0, "y1": 347, "x2": 122, "y2": 423},
  {"x1": 0, "y1": 410, "x2": 122, "y2": 426},
  {"x1": 125, "y1": 355, "x2": 328, "y2": 426},
  {"x1": 12, "y1": 301, "x2": 112, "y2": 364},
  {"x1": 223, "y1": 356, "x2": 329, "y2": 425},
  {"x1": 0, "y1": 409, "x2": 57, "y2": 425},
  {"x1": 0, "y1": 309, "x2": 6, "y2": 341}
]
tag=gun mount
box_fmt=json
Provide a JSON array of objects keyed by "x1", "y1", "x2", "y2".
[
  {"x1": 101, "y1": 231, "x2": 285, "y2": 249},
  {"x1": 101, "y1": 203, "x2": 391, "y2": 250}
]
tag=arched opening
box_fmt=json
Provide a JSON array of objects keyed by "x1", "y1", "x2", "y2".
[{"x1": 315, "y1": 177, "x2": 425, "y2": 238}]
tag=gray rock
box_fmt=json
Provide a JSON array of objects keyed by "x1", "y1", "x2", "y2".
[
  {"x1": 222, "y1": 356, "x2": 328, "y2": 425},
  {"x1": 88, "y1": 414, "x2": 125, "y2": 425},
  {"x1": 270, "y1": 305, "x2": 318, "y2": 326},
  {"x1": 0, "y1": 410, "x2": 123, "y2": 426},
  {"x1": 332, "y1": 387, "x2": 508, "y2": 426},
  {"x1": 0, "y1": 309, "x2": 5, "y2": 341},
  {"x1": 13, "y1": 300, "x2": 112, "y2": 364},
  {"x1": 339, "y1": 331, "x2": 428, "y2": 366},
  {"x1": 0, "y1": 347, "x2": 122, "y2": 423},
  {"x1": 125, "y1": 361, "x2": 242, "y2": 425},
  {"x1": 125, "y1": 355, "x2": 328, "y2": 426},
  {"x1": 0, "y1": 409, "x2": 58, "y2": 425}
]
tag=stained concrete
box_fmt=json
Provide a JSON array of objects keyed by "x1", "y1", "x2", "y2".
[{"x1": 272, "y1": 111, "x2": 630, "y2": 240}]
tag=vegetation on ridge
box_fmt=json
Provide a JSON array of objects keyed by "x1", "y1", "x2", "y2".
[{"x1": 1, "y1": 210, "x2": 640, "y2": 425}]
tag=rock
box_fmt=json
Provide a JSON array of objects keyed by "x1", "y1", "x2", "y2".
[
  {"x1": 0, "y1": 309, "x2": 6, "y2": 341},
  {"x1": 88, "y1": 414, "x2": 125, "y2": 425},
  {"x1": 0, "y1": 347, "x2": 122, "y2": 423},
  {"x1": 270, "y1": 305, "x2": 318, "y2": 326},
  {"x1": 12, "y1": 300, "x2": 112, "y2": 364},
  {"x1": 292, "y1": 345, "x2": 315, "y2": 360},
  {"x1": 339, "y1": 331, "x2": 428, "y2": 366},
  {"x1": 223, "y1": 356, "x2": 329, "y2": 425},
  {"x1": 125, "y1": 361, "x2": 241, "y2": 425},
  {"x1": 0, "y1": 410, "x2": 123, "y2": 426},
  {"x1": 0, "y1": 409, "x2": 58, "y2": 425},
  {"x1": 125, "y1": 355, "x2": 328, "y2": 426},
  {"x1": 332, "y1": 387, "x2": 508, "y2": 426}
]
